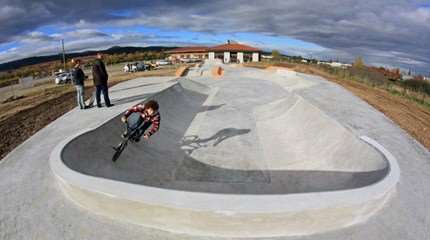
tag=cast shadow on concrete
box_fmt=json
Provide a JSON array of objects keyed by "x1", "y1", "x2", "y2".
[
  {"x1": 172, "y1": 154, "x2": 388, "y2": 194},
  {"x1": 181, "y1": 128, "x2": 251, "y2": 154},
  {"x1": 199, "y1": 104, "x2": 225, "y2": 113}
]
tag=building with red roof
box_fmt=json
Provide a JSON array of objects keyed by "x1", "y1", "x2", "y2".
[
  {"x1": 166, "y1": 41, "x2": 261, "y2": 64},
  {"x1": 165, "y1": 46, "x2": 209, "y2": 63},
  {"x1": 208, "y1": 42, "x2": 261, "y2": 52}
]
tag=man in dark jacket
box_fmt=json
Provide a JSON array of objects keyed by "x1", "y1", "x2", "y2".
[
  {"x1": 92, "y1": 53, "x2": 113, "y2": 107},
  {"x1": 72, "y1": 59, "x2": 86, "y2": 109}
]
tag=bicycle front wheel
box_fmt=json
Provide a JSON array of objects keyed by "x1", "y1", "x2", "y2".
[{"x1": 112, "y1": 141, "x2": 127, "y2": 162}]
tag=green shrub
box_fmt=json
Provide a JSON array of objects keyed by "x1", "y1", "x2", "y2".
[{"x1": 402, "y1": 79, "x2": 430, "y2": 95}]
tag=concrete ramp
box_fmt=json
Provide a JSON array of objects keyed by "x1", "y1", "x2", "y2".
[
  {"x1": 255, "y1": 95, "x2": 387, "y2": 172},
  {"x1": 211, "y1": 66, "x2": 224, "y2": 78},
  {"x1": 50, "y1": 69, "x2": 399, "y2": 237}
]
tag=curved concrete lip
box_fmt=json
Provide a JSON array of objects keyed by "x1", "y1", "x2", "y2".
[
  {"x1": 51, "y1": 134, "x2": 399, "y2": 213},
  {"x1": 50, "y1": 76, "x2": 400, "y2": 237}
]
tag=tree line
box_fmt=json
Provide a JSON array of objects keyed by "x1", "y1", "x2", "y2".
[{"x1": 0, "y1": 51, "x2": 167, "y2": 87}]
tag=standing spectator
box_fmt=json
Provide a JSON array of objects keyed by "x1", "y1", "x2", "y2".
[
  {"x1": 92, "y1": 53, "x2": 113, "y2": 108},
  {"x1": 71, "y1": 59, "x2": 87, "y2": 109}
]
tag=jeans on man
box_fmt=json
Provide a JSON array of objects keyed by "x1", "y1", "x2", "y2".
[
  {"x1": 75, "y1": 85, "x2": 85, "y2": 109},
  {"x1": 95, "y1": 84, "x2": 111, "y2": 106}
]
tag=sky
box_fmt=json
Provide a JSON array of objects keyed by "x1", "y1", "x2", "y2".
[{"x1": 0, "y1": 0, "x2": 429, "y2": 74}]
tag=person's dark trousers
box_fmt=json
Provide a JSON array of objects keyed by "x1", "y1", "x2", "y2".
[{"x1": 95, "y1": 84, "x2": 111, "y2": 106}]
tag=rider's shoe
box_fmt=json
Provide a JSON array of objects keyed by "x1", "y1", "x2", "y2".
[
  {"x1": 132, "y1": 136, "x2": 140, "y2": 142},
  {"x1": 121, "y1": 131, "x2": 128, "y2": 138}
]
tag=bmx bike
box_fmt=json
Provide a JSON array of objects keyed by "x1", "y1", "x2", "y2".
[{"x1": 112, "y1": 122, "x2": 143, "y2": 162}]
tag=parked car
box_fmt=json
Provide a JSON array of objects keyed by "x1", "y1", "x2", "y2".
[
  {"x1": 123, "y1": 64, "x2": 131, "y2": 72},
  {"x1": 54, "y1": 72, "x2": 72, "y2": 84},
  {"x1": 124, "y1": 62, "x2": 151, "y2": 72},
  {"x1": 155, "y1": 60, "x2": 171, "y2": 66}
]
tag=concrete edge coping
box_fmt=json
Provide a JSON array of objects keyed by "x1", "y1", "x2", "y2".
[{"x1": 50, "y1": 130, "x2": 400, "y2": 214}]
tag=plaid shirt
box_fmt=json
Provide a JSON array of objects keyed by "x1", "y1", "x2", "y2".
[{"x1": 124, "y1": 104, "x2": 161, "y2": 137}]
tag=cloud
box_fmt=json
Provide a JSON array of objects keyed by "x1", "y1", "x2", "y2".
[
  {"x1": 0, "y1": 0, "x2": 429, "y2": 73},
  {"x1": 20, "y1": 31, "x2": 56, "y2": 43},
  {"x1": 0, "y1": 30, "x2": 206, "y2": 63},
  {"x1": 400, "y1": 7, "x2": 430, "y2": 25}
]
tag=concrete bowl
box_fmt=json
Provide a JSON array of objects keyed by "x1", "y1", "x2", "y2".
[{"x1": 50, "y1": 78, "x2": 400, "y2": 237}]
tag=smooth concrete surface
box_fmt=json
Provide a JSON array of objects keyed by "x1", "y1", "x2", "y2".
[
  {"x1": 0, "y1": 63, "x2": 429, "y2": 240},
  {"x1": 49, "y1": 62, "x2": 398, "y2": 237},
  {"x1": 59, "y1": 78, "x2": 388, "y2": 194}
]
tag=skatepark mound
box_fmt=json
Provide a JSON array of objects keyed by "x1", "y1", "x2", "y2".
[
  {"x1": 175, "y1": 66, "x2": 190, "y2": 77},
  {"x1": 50, "y1": 77, "x2": 399, "y2": 237},
  {"x1": 211, "y1": 66, "x2": 224, "y2": 78}
]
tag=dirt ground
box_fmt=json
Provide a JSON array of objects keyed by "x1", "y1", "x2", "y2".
[
  {"x1": 286, "y1": 64, "x2": 430, "y2": 150},
  {"x1": 0, "y1": 67, "x2": 178, "y2": 159}
]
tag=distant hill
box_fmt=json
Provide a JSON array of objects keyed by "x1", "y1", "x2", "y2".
[{"x1": 0, "y1": 46, "x2": 176, "y2": 72}]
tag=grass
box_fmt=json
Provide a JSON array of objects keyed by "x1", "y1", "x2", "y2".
[
  {"x1": 0, "y1": 78, "x2": 19, "y2": 88},
  {"x1": 344, "y1": 75, "x2": 430, "y2": 111},
  {"x1": 387, "y1": 88, "x2": 430, "y2": 109}
]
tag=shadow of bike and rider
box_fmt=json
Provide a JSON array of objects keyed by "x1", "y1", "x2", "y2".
[{"x1": 181, "y1": 128, "x2": 251, "y2": 154}]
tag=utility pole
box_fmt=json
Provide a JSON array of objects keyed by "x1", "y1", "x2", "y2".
[{"x1": 61, "y1": 39, "x2": 66, "y2": 71}]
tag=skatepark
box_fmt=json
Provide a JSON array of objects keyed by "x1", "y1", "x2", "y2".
[{"x1": 1, "y1": 62, "x2": 429, "y2": 239}]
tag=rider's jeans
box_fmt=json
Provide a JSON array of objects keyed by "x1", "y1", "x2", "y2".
[{"x1": 126, "y1": 112, "x2": 151, "y2": 138}]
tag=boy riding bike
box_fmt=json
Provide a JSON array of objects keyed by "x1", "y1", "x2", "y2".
[{"x1": 121, "y1": 100, "x2": 161, "y2": 142}]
